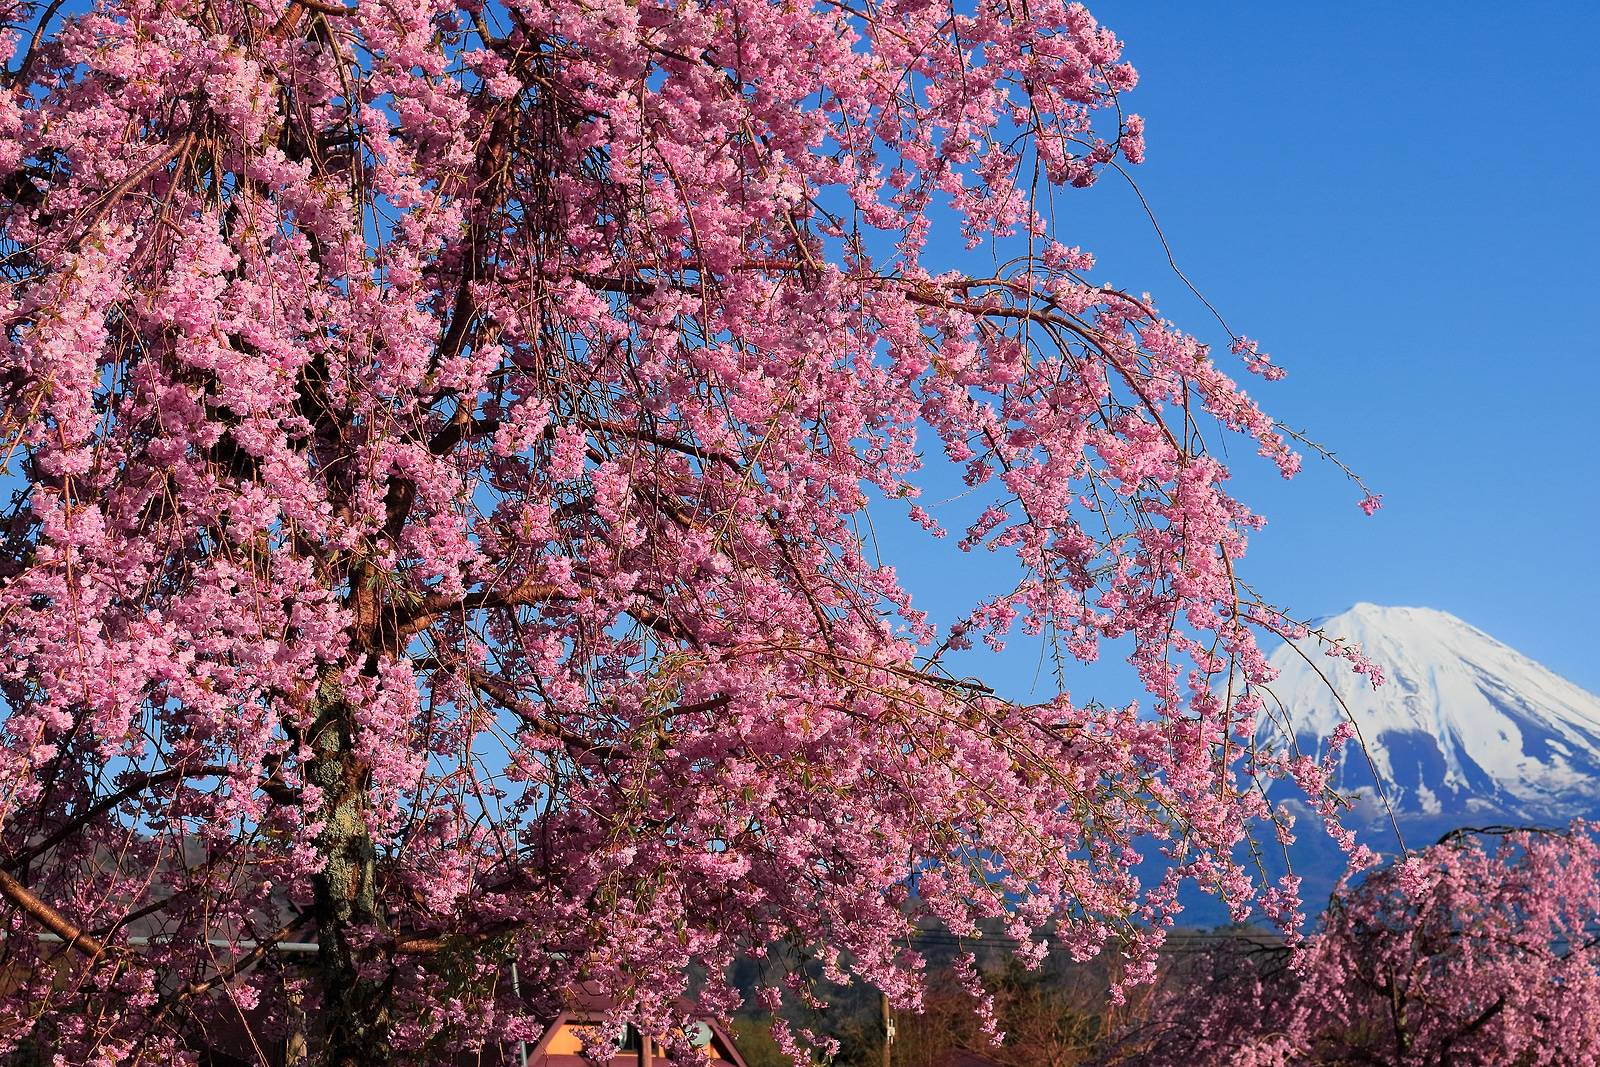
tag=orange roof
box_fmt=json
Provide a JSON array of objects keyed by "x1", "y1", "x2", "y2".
[{"x1": 526, "y1": 1008, "x2": 750, "y2": 1067}]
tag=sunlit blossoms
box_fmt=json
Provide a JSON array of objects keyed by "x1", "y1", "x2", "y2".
[{"x1": 0, "y1": 0, "x2": 1366, "y2": 1062}]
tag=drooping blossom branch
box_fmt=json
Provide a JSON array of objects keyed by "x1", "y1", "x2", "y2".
[{"x1": 0, "y1": 0, "x2": 1369, "y2": 1062}]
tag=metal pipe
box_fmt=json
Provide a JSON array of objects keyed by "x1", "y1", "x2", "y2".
[
  {"x1": 34, "y1": 932, "x2": 322, "y2": 952},
  {"x1": 510, "y1": 961, "x2": 530, "y2": 1067}
]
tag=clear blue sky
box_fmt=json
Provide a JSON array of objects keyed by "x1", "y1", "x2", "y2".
[{"x1": 886, "y1": 2, "x2": 1600, "y2": 699}]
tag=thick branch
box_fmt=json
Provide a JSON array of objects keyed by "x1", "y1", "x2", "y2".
[
  {"x1": 468, "y1": 670, "x2": 623, "y2": 762},
  {"x1": 389, "y1": 580, "x2": 584, "y2": 642},
  {"x1": 0, "y1": 867, "x2": 109, "y2": 961},
  {"x1": 0, "y1": 762, "x2": 301, "y2": 873}
]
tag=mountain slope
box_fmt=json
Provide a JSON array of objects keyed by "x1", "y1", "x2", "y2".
[{"x1": 1257, "y1": 603, "x2": 1600, "y2": 824}]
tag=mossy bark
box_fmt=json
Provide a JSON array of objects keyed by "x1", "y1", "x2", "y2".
[{"x1": 309, "y1": 686, "x2": 392, "y2": 1067}]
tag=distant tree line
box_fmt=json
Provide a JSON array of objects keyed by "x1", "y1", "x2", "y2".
[{"x1": 731, "y1": 824, "x2": 1600, "y2": 1067}]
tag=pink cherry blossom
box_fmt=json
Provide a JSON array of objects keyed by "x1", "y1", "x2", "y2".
[
  {"x1": 1117, "y1": 824, "x2": 1600, "y2": 1066},
  {"x1": 0, "y1": 0, "x2": 1374, "y2": 1063}
]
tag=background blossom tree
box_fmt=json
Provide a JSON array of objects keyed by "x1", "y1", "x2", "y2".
[
  {"x1": 1110, "y1": 825, "x2": 1600, "y2": 1066},
  {"x1": 0, "y1": 0, "x2": 1368, "y2": 1062}
]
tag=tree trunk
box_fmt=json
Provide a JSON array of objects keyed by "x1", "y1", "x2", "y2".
[
  {"x1": 286, "y1": 987, "x2": 309, "y2": 1067},
  {"x1": 309, "y1": 686, "x2": 391, "y2": 1067}
]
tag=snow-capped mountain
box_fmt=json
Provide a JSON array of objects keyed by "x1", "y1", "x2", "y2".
[{"x1": 1258, "y1": 603, "x2": 1600, "y2": 825}]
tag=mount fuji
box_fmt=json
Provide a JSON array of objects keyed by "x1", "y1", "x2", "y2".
[
  {"x1": 1165, "y1": 604, "x2": 1600, "y2": 924},
  {"x1": 1257, "y1": 603, "x2": 1600, "y2": 830}
]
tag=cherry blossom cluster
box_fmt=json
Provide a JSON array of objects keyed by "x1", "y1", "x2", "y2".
[
  {"x1": 1115, "y1": 824, "x2": 1600, "y2": 1066},
  {"x1": 0, "y1": 0, "x2": 1368, "y2": 1061}
]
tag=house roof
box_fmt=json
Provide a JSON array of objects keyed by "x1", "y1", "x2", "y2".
[{"x1": 525, "y1": 1001, "x2": 750, "y2": 1067}]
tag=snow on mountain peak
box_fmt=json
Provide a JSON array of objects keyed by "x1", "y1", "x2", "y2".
[{"x1": 1257, "y1": 604, "x2": 1600, "y2": 823}]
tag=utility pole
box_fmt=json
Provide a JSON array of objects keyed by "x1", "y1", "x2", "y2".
[
  {"x1": 509, "y1": 962, "x2": 529, "y2": 1067},
  {"x1": 880, "y1": 991, "x2": 895, "y2": 1067}
]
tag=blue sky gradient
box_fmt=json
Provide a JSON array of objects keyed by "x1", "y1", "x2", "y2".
[{"x1": 889, "y1": 1, "x2": 1600, "y2": 699}]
